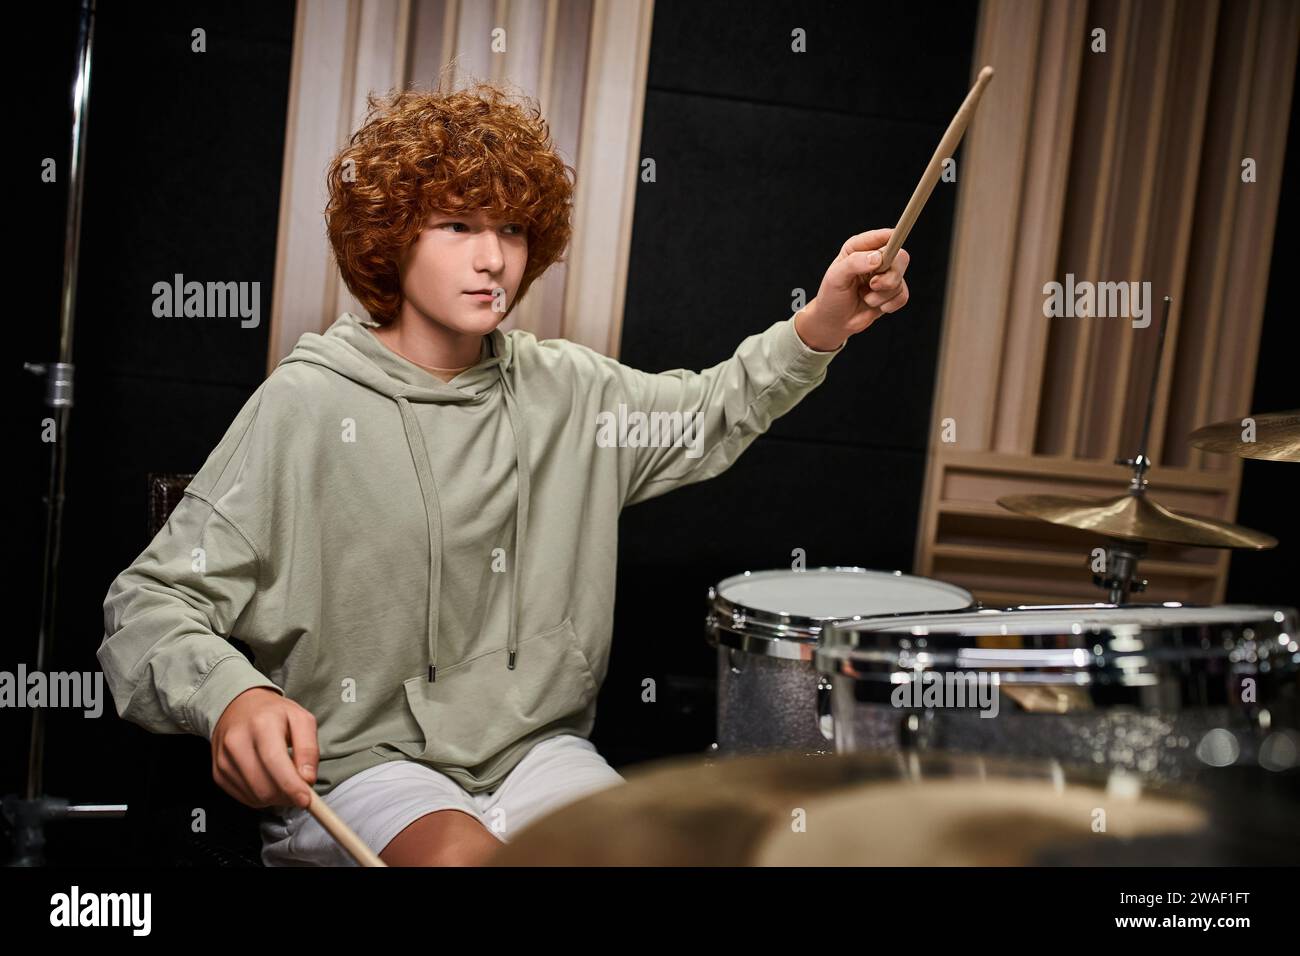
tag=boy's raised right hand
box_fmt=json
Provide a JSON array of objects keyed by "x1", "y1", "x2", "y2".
[{"x1": 211, "y1": 687, "x2": 319, "y2": 810}]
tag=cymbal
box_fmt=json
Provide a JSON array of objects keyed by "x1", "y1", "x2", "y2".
[
  {"x1": 488, "y1": 750, "x2": 1209, "y2": 866},
  {"x1": 1189, "y1": 410, "x2": 1300, "y2": 462},
  {"x1": 997, "y1": 492, "x2": 1277, "y2": 549},
  {"x1": 752, "y1": 777, "x2": 1201, "y2": 866}
]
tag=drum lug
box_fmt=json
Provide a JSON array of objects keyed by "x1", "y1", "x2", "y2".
[
  {"x1": 728, "y1": 647, "x2": 746, "y2": 674},
  {"x1": 898, "y1": 712, "x2": 921, "y2": 750},
  {"x1": 816, "y1": 676, "x2": 834, "y2": 741}
]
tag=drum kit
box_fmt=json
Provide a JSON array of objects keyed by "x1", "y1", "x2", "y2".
[
  {"x1": 494, "y1": 482, "x2": 1296, "y2": 864},
  {"x1": 496, "y1": 368, "x2": 1299, "y2": 866}
]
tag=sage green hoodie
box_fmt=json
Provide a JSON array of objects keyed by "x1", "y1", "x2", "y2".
[{"x1": 98, "y1": 311, "x2": 842, "y2": 796}]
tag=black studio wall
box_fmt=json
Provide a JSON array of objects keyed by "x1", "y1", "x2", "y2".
[
  {"x1": 14, "y1": 0, "x2": 296, "y2": 865},
  {"x1": 605, "y1": 0, "x2": 982, "y2": 766}
]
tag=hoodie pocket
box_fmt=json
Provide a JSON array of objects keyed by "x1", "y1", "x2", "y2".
[{"x1": 393, "y1": 617, "x2": 598, "y2": 770}]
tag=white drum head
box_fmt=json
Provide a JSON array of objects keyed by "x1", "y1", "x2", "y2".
[{"x1": 716, "y1": 567, "x2": 973, "y2": 620}]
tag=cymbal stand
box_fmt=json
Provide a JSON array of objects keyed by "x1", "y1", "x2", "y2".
[{"x1": 1095, "y1": 295, "x2": 1172, "y2": 605}]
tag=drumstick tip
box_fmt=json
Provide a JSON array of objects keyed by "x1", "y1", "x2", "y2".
[{"x1": 978, "y1": 65, "x2": 995, "y2": 82}]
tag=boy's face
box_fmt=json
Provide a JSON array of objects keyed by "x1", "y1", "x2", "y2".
[{"x1": 398, "y1": 206, "x2": 528, "y2": 334}]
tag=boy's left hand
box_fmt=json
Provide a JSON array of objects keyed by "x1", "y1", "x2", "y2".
[{"x1": 795, "y1": 227, "x2": 911, "y2": 351}]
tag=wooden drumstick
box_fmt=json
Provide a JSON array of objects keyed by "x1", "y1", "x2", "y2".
[
  {"x1": 876, "y1": 65, "x2": 995, "y2": 272},
  {"x1": 307, "y1": 792, "x2": 387, "y2": 867}
]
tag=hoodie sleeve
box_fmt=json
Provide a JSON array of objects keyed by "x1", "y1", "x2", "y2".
[
  {"x1": 610, "y1": 315, "x2": 842, "y2": 507},
  {"x1": 97, "y1": 384, "x2": 286, "y2": 740}
]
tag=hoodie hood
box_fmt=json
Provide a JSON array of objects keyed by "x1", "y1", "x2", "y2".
[{"x1": 277, "y1": 312, "x2": 532, "y2": 682}]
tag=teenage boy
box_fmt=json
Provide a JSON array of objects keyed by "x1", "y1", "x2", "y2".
[{"x1": 98, "y1": 83, "x2": 911, "y2": 866}]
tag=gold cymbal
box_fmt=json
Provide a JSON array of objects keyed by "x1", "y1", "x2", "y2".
[
  {"x1": 487, "y1": 750, "x2": 1206, "y2": 866},
  {"x1": 1189, "y1": 410, "x2": 1300, "y2": 462},
  {"x1": 752, "y1": 777, "x2": 1203, "y2": 866},
  {"x1": 997, "y1": 492, "x2": 1277, "y2": 549}
]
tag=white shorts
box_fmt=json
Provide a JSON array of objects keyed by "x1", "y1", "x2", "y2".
[{"x1": 259, "y1": 733, "x2": 625, "y2": 866}]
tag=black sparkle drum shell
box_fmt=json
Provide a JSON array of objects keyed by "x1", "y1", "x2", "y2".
[
  {"x1": 817, "y1": 604, "x2": 1300, "y2": 784},
  {"x1": 706, "y1": 567, "x2": 976, "y2": 755}
]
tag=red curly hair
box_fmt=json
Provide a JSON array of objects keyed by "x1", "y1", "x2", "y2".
[{"x1": 325, "y1": 80, "x2": 576, "y2": 325}]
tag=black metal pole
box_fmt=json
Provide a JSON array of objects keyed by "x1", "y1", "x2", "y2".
[
  {"x1": 4, "y1": 0, "x2": 113, "y2": 868},
  {"x1": 27, "y1": 0, "x2": 95, "y2": 804},
  {"x1": 1127, "y1": 294, "x2": 1173, "y2": 493}
]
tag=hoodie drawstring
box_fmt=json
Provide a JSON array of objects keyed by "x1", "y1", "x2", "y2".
[
  {"x1": 395, "y1": 396, "x2": 445, "y2": 682},
  {"x1": 395, "y1": 361, "x2": 530, "y2": 682},
  {"x1": 500, "y1": 368, "x2": 531, "y2": 672}
]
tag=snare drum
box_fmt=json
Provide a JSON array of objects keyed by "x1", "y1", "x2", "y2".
[
  {"x1": 816, "y1": 604, "x2": 1300, "y2": 782},
  {"x1": 706, "y1": 567, "x2": 975, "y2": 755}
]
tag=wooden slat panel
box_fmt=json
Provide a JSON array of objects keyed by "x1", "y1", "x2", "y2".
[
  {"x1": 405, "y1": 0, "x2": 456, "y2": 89},
  {"x1": 933, "y1": 544, "x2": 1220, "y2": 578},
  {"x1": 934, "y1": 563, "x2": 1220, "y2": 606},
  {"x1": 1164, "y1": 0, "x2": 1261, "y2": 467},
  {"x1": 349, "y1": 0, "x2": 409, "y2": 125},
  {"x1": 1206, "y1": 0, "x2": 1300, "y2": 428},
  {"x1": 936, "y1": 448, "x2": 1235, "y2": 488},
  {"x1": 499, "y1": 0, "x2": 595, "y2": 341},
  {"x1": 992, "y1": 0, "x2": 1088, "y2": 454},
  {"x1": 562, "y1": 0, "x2": 656, "y2": 355},
  {"x1": 917, "y1": 0, "x2": 1046, "y2": 577},
  {"x1": 444, "y1": 0, "x2": 497, "y2": 87},
  {"x1": 330, "y1": 0, "x2": 411, "y2": 325},
  {"x1": 931, "y1": 0, "x2": 1045, "y2": 451},
  {"x1": 1120, "y1": 0, "x2": 1221, "y2": 466},
  {"x1": 531, "y1": 0, "x2": 594, "y2": 341},
  {"x1": 267, "y1": 0, "x2": 358, "y2": 371},
  {"x1": 1071, "y1": 0, "x2": 1141, "y2": 459},
  {"x1": 491, "y1": 0, "x2": 558, "y2": 337},
  {"x1": 1096, "y1": 0, "x2": 1176, "y2": 463},
  {"x1": 500, "y1": 0, "x2": 547, "y2": 91},
  {"x1": 939, "y1": 474, "x2": 1235, "y2": 521},
  {"x1": 915, "y1": 0, "x2": 1294, "y2": 608},
  {"x1": 1036, "y1": 0, "x2": 1132, "y2": 457}
]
